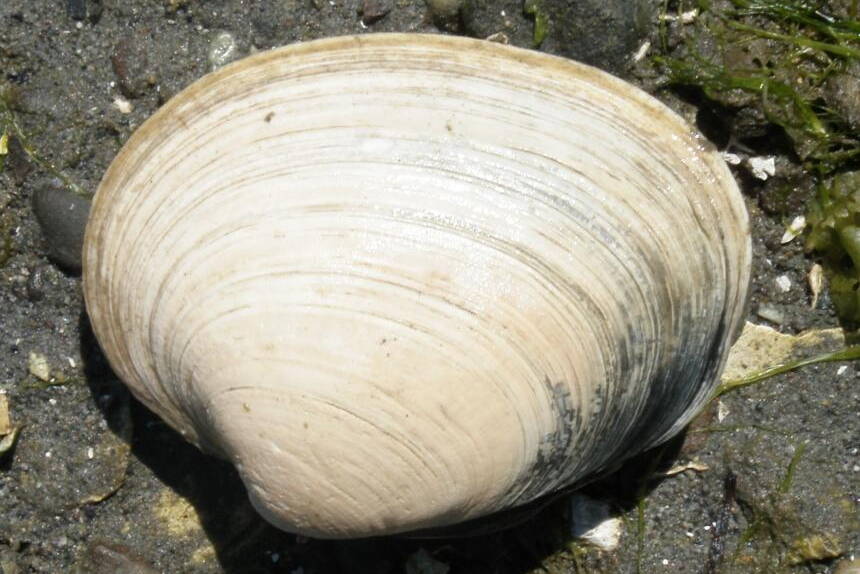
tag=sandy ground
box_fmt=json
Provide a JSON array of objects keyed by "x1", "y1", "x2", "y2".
[{"x1": 0, "y1": 1, "x2": 857, "y2": 573}]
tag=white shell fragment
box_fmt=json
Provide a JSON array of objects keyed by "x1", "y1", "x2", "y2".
[
  {"x1": 748, "y1": 155, "x2": 776, "y2": 180},
  {"x1": 82, "y1": 35, "x2": 751, "y2": 538},
  {"x1": 569, "y1": 494, "x2": 622, "y2": 550},
  {"x1": 781, "y1": 215, "x2": 807, "y2": 244},
  {"x1": 809, "y1": 263, "x2": 824, "y2": 308}
]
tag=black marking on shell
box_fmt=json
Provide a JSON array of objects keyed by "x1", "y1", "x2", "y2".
[{"x1": 517, "y1": 377, "x2": 581, "y2": 501}]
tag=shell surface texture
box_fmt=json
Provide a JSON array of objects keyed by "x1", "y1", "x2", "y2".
[{"x1": 83, "y1": 34, "x2": 751, "y2": 539}]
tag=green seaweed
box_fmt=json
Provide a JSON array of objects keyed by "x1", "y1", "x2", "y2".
[
  {"x1": 523, "y1": 0, "x2": 549, "y2": 47},
  {"x1": 730, "y1": 441, "x2": 844, "y2": 568},
  {"x1": 634, "y1": 497, "x2": 647, "y2": 574},
  {"x1": 0, "y1": 83, "x2": 89, "y2": 198},
  {"x1": 656, "y1": 1, "x2": 860, "y2": 172},
  {"x1": 806, "y1": 171, "x2": 860, "y2": 322},
  {"x1": 656, "y1": 1, "x2": 860, "y2": 322}
]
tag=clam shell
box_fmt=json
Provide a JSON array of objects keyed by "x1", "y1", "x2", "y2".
[{"x1": 83, "y1": 34, "x2": 751, "y2": 538}]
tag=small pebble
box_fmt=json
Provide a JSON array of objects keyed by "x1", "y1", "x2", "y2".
[
  {"x1": 113, "y1": 95, "x2": 133, "y2": 114},
  {"x1": 32, "y1": 186, "x2": 91, "y2": 272},
  {"x1": 756, "y1": 304, "x2": 785, "y2": 325},
  {"x1": 67, "y1": 0, "x2": 87, "y2": 20},
  {"x1": 66, "y1": 0, "x2": 102, "y2": 22},
  {"x1": 112, "y1": 33, "x2": 158, "y2": 98},
  {"x1": 775, "y1": 274, "x2": 791, "y2": 293},
  {"x1": 721, "y1": 151, "x2": 742, "y2": 165},
  {"x1": 209, "y1": 31, "x2": 239, "y2": 70},
  {"x1": 484, "y1": 32, "x2": 509, "y2": 44},
  {"x1": 427, "y1": 0, "x2": 463, "y2": 20},
  {"x1": 26, "y1": 265, "x2": 51, "y2": 302},
  {"x1": 360, "y1": 0, "x2": 392, "y2": 25}
]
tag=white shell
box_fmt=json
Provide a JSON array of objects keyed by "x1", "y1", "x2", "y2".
[{"x1": 83, "y1": 34, "x2": 751, "y2": 538}]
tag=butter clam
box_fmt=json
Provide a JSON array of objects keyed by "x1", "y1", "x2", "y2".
[{"x1": 82, "y1": 34, "x2": 751, "y2": 539}]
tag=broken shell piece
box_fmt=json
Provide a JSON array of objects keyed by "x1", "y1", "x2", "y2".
[
  {"x1": 28, "y1": 351, "x2": 51, "y2": 382},
  {"x1": 748, "y1": 156, "x2": 776, "y2": 180},
  {"x1": 808, "y1": 263, "x2": 824, "y2": 308},
  {"x1": 665, "y1": 460, "x2": 709, "y2": 476},
  {"x1": 0, "y1": 393, "x2": 20, "y2": 456},
  {"x1": 570, "y1": 494, "x2": 622, "y2": 551},
  {"x1": 781, "y1": 215, "x2": 807, "y2": 244}
]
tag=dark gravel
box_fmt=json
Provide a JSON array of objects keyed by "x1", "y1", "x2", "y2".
[{"x1": 0, "y1": 1, "x2": 857, "y2": 573}]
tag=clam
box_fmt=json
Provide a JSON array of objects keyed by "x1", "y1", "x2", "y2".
[{"x1": 82, "y1": 34, "x2": 751, "y2": 539}]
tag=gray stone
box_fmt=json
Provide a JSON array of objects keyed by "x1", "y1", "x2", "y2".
[
  {"x1": 427, "y1": 0, "x2": 464, "y2": 29},
  {"x1": 32, "y1": 186, "x2": 91, "y2": 272}
]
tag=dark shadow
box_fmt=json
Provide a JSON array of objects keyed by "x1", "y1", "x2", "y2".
[{"x1": 79, "y1": 310, "x2": 690, "y2": 573}]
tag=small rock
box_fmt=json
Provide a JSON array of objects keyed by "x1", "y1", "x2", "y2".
[
  {"x1": 111, "y1": 31, "x2": 159, "y2": 99},
  {"x1": 756, "y1": 304, "x2": 785, "y2": 326},
  {"x1": 360, "y1": 0, "x2": 392, "y2": 25},
  {"x1": 721, "y1": 151, "x2": 742, "y2": 165},
  {"x1": 427, "y1": 0, "x2": 463, "y2": 26},
  {"x1": 484, "y1": 32, "x2": 509, "y2": 44},
  {"x1": 26, "y1": 264, "x2": 53, "y2": 302},
  {"x1": 32, "y1": 186, "x2": 91, "y2": 272},
  {"x1": 164, "y1": 0, "x2": 189, "y2": 13},
  {"x1": 774, "y1": 274, "x2": 791, "y2": 293},
  {"x1": 67, "y1": 0, "x2": 86, "y2": 20},
  {"x1": 67, "y1": 0, "x2": 103, "y2": 23},
  {"x1": 208, "y1": 31, "x2": 239, "y2": 70},
  {"x1": 112, "y1": 95, "x2": 133, "y2": 114}
]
